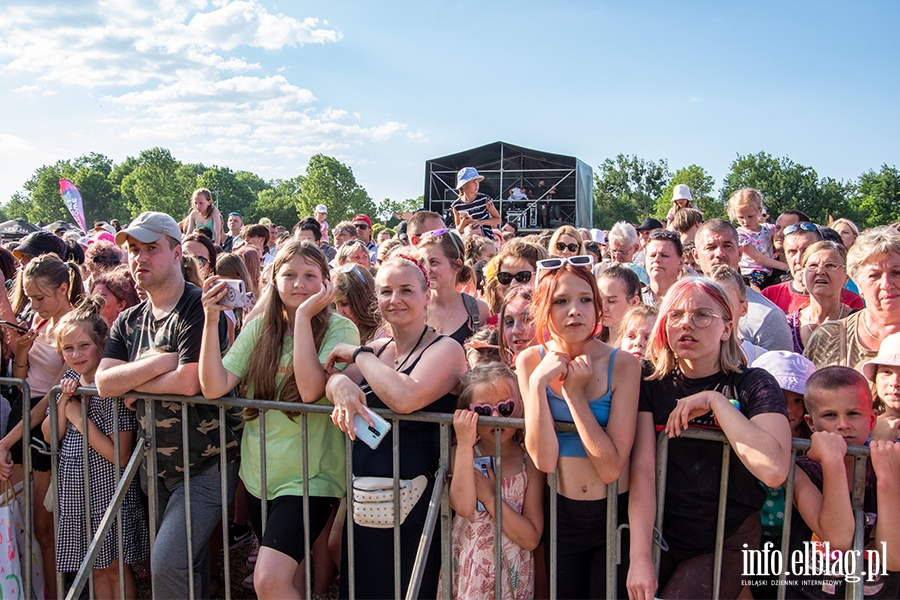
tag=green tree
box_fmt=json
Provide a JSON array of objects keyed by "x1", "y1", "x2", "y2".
[
  {"x1": 377, "y1": 196, "x2": 423, "y2": 227},
  {"x1": 853, "y1": 165, "x2": 900, "y2": 229},
  {"x1": 720, "y1": 152, "x2": 853, "y2": 224},
  {"x1": 653, "y1": 164, "x2": 724, "y2": 221},
  {"x1": 196, "y1": 166, "x2": 269, "y2": 220},
  {"x1": 119, "y1": 148, "x2": 195, "y2": 220},
  {"x1": 593, "y1": 154, "x2": 669, "y2": 228},
  {"x1": 296, "y1": 154, "x2": 377, "y2": 225}
]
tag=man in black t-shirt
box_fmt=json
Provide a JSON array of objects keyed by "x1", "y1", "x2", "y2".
[{"x1": 96, "y1": 211, "x2": 238, "y2": 599}]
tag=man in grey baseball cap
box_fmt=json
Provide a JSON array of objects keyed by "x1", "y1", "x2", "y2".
[{"x1": 99, "y1": 211, "x2": 238, "y2": 598}]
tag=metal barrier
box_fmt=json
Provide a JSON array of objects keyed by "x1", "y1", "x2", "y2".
[{"x1": 29, "y1": 386, "x2": 872, "y2": 600}]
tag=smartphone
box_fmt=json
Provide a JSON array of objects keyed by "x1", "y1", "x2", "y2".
[
  {"x1": 0, "y1": 321, "x2": 29, "y2": 333},
  {"x1": 473, "y1": 456, "x2": 494, "y2": 511},
  {"x1": 352, "y1": 405, "x2": 392, "y2": 450}
]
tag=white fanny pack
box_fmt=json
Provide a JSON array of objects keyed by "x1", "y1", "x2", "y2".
[{"x1": 351, "y1": 474, "x2": 428, "y2": 528}]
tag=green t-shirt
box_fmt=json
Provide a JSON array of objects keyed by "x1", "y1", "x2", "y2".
[{"x1": 222, "y1": 312, "x2": 359, "y2": 499}]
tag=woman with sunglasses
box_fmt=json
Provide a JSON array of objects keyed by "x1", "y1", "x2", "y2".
[
  {"x1": 517, "y1": 255, "x2": 641, "y2": 598},
  {"x1": 788, "y1": 241, "x2": 853, "y2": 354},
  {"x1": 418, "y1": 229, "x2": 490, "y2": 345},
  {"x1": 484, "y1": 239, "x2": 549, "y2": 314},
  {"x1": 549, "y1": 226, "x2": 585, "y2": 259},
  {"x1": 642, "y1": 231, "x2": 684, "y2": 307},
  {"x1": 627, "y1": 277, "x2": 791, "y2": 599},
  {"x1": 325, "y1": 253, "x2": 467, "y2": 599},
  {"x1": 183, "y1": 232, "x2": 218, "y2": 280}
]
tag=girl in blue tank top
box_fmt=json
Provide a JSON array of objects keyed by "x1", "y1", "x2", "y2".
[{"x1": 516, "y1": 257, "x2": 641, "y2": 599}]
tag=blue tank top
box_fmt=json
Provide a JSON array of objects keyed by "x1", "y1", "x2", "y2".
[{"x1": 540, "y1": 347, "x2": 617, "y2": 457}]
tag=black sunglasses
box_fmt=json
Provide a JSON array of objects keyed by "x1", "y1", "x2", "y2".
[
  {"x1": 354, "y1": 222, "x2": 370, "y2": 230},
  {"x1": 496, "y1": 270, "x2": 533, "y2": 285},
  {"x1": 555, "y1": 242, "x2": 580, "y2": 253}
]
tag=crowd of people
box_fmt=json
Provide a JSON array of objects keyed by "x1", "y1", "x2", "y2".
[{"x1": 0, "y1": 172, "x2": 898, "y2": 600}]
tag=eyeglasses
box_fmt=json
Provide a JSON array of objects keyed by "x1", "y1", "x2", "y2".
[
  {"x1": 337, "y1": 263, "x2": 367, "y2": 282},
  {"x1": 804, "y1": 261, "x2": 844, "y2": 272},
  {"x1": 608, "y1": 248, "x2": 633, "y2": 259},
  {"x1": 666, "y1": 309, "x2": 723, "y2": 329},
  {"x1": 354, "y1": 222, "x2": 370, "y2": 230},
  {"x1": 783, "y1": 222, "x2": 819, "y2": 237},
  {"x1": 496, "y1": 270, "x2": 533, "y2": 286},
  {"x1": 469, "y1": 399, "x2": 517, "y2": 418},
  {"x1": 555, "y1": 242, "x2": 580, "y2": 253},
  {"x1": 536, "y1": 255, "x2": 594, "y2": 279}
]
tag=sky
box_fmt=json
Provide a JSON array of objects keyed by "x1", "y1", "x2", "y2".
[{"x1": 1, "y1": 0, "x2": 898, "y2": 214}]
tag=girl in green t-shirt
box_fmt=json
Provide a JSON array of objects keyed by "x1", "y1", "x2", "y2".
[{"x1": 199, "y1": 239, "x2": 359, "y2": 599}]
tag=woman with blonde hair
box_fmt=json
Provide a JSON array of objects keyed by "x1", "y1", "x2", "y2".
[
  {"x1": 627, "y1": 277, "x2": 791, "y2": 599},
  {"x1": 831, "y1": 218, "x2": 860, "y2": 250},
  {"x1": 548, "y1": 225, "x2": 585, "y2": 258}
]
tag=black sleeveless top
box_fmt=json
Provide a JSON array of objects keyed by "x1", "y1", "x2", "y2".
[{"x1": 353, "y1": 335, "x2": 457, "y2": 479}]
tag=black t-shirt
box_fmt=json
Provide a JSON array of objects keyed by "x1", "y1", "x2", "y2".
[
  {"x1": 639, "y1": 364, "x2": 788, "y2": 553},
  {"x1": 103, "y1": 282, "x2": 238, "y2": 480},
  {"x1": 788, "y1": 457, "x2": 899, "y2": 598}
]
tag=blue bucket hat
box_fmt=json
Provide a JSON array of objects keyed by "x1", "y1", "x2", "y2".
[{"x1": 456, "y1": 167, "x2": 485, "y2": 190}]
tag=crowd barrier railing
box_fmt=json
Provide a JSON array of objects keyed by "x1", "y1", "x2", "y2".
[{"x1": 31, "y1": 386, "x2": 871, "y2": 600}]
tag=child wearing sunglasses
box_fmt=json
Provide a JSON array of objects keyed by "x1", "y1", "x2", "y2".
[{"x1": 446, "y1": 363, "x2": 544, "y2": 600}]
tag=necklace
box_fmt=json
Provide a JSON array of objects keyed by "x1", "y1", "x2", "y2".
[
  {"x1": 392, "y1": 324, "x2": 430, "y2": 370},
  {"x1": 428, "y1": 302, "x2": 454, "y2": 333},
  {"x1": 801, "y1": 304, "x2": 847, "y2": 332},
  {"x1": 862, "y1": 311, "x2": 884, "y2": 342}
]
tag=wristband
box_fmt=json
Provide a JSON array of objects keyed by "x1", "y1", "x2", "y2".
[{"x1": 352, "y1": 346, "x2": 374, "y2": 363}]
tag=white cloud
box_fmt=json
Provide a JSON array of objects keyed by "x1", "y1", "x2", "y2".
[
  {"x1": 689, "y1": 96, "x2": 699, "y2": 102},
  {"x1": 406, "y1": 131, "x2": 428, "y2": 142},
  {"x1": 0, "y1": 134, "x2": 39, "y2": 156},
  {"x1": 0, "y1": 1, "x2": 405, "y2": 178}
]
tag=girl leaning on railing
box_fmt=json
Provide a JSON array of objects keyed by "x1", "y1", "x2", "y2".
[{"x1": 199, "y1": 239, "x2": 359, "y2": 600}]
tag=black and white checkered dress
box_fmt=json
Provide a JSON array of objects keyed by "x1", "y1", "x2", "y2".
[{"x1": 54, "y1": 370, "x2": 149, "y2": 572}]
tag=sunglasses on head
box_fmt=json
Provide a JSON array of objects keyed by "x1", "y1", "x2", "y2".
[
  {"x1": 188, "y1": 254, "x2": 209, "y2": 267},
  {"x1": 421, "y1": 228, "x2": 464, "y2": 255},
  {"x1": 783, "y1": 222, "x2": 819, "y2": 236},
  {"x1": 555, "y1": 242, "x2": 580, "y2": 253},
  {"x1": 536, "y1": 255, "x2": 594, "y2": 279},
  {"x1": 649, "y1": 230, "x2": 681, "y2": 241},
  {"x1": 496, "y1": 270, "x2": 533, "y2": 286},
  {"x1": 469, "y1": 399, "x2": 517, "y2": 418},
  {"x1": 228, "y1": 212, "x2": 242, "y2": 218},
  {"x1": 337, "y1": 262, "x2": 366, "y2": 281}
]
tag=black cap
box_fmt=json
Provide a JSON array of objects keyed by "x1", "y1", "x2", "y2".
[
  {"x1": 636, "y1": 218, "x2": 664, "y2": 231},
  {"x1": 396, "y1": 220, "x2": 409, "y2": 243},
  {"x1": 13, "y1": 230, "x2": 67, "y2": 260}
]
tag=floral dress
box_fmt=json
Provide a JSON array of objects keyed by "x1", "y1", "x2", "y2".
[{"x1": 447, "y1": 448, "x2": 534, "y2": 600}]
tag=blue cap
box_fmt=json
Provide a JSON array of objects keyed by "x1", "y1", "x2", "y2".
[{"x1": 456, "y1": 167, "x2": 484, "y2": 190}]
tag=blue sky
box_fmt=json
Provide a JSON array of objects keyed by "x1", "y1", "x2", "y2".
[{"x1": 1, "y1": 1, "x2": 898, "y2": 216}]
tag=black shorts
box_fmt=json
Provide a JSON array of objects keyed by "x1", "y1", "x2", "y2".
[
  {"x1": 245, "y1": 492, "x2": 338, "y2": 565},
  {"x1": 6, "y1": 390, "x2": 51, "y2": 472}
]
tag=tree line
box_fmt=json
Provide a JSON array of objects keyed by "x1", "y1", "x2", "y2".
[
  {"x1": 593, "y1": 151, "x2": 900, "y2": 230},
  {"x1": 3, "y1": 147, "x2": 898, "y2": 232}
]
